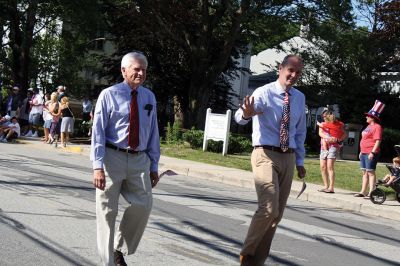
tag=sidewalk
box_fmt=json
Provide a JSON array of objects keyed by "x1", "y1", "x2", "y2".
[{"x1": 17, "y1": 137, "x2": 400, "y2": 221}]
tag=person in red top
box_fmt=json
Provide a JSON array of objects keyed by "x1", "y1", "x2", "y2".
[
  {"x1": 317, "y1": 110, "x2": 346, "y2": 193},
  {"x1": 354, "y1": 100, "x2": 384, "y2": 198}
]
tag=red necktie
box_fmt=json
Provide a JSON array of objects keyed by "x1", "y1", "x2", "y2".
[
  {"x1": 280, "y1": 91, "x2": 290, "y2": 152},
  {"x1": 128, "y1": 90, "x2": 139, "y2": 149}
]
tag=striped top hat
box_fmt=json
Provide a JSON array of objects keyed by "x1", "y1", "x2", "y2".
[{"x1": 365, "y1": 100, "x2": 385, "y2": 121}]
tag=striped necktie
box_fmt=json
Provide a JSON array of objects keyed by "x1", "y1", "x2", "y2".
[
  {"x1": 280, "y1": 91, "x2": 290, "y2": 152},
  {"x1": 128, "y1": 90, "x2": 139, "y2": 149}
]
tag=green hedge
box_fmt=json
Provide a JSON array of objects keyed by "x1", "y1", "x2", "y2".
[
  {"x1": 74, "y1": 118, "x2": 92, "y2": 137},
  {"x1": 182, "y1": 128, "x2": 252, "y2": 154}
]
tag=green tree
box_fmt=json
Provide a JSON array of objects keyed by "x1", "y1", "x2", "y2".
[
  {"x1": 288, "y1": 0, "x2": 400, "y2": 127},
  {"x1": 103, "y1": 0, "x2": 297, "y2": 128},
  {"x1": 0, "y1": 0, "x2": 105, "y2": 95}
]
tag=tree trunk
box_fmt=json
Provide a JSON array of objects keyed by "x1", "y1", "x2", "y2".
[{"x1": 8, "y1": 0, "x2": 38, "y2": 92}]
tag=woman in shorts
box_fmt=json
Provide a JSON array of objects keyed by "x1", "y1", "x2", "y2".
[{"x1": 318, "y1": 110, "x2": 345, "y2": 193}]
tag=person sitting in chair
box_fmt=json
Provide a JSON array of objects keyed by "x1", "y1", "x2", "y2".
[{"x1": 380, "y1": 156, "x2": 400, "y2": 186}]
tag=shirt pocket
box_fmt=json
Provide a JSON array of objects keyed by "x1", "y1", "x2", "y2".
[{"x1": 139, "y1": 104, "x2": 152, "y2": 129}]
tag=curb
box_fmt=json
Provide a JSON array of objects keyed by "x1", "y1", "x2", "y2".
[{"x1": 16, "y1": 138, "x2": 400, "y2": 221}]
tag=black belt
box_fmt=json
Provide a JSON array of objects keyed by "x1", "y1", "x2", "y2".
[
  {"x1": 255, "y1": 145, "x2": 294, "y2": 153},
  {"x1": 106, "y1": 143, "x2": 142, "y2": 154}
]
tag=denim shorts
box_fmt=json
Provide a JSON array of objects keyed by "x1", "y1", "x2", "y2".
[
  {"x1": 29, "y1": 113, "x2": 41, "y2": 126},
  {"x1": 43, "y1": 119, "x2": 52, "y2": 129},
  {"x1": 320, "y1": 146, "x2": 338, "y2": 160},
  {"x1": 360, "y1": 153, "x2": 378, "y2": 171}
]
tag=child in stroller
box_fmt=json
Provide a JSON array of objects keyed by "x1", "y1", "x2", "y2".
[{"x1": 370, "y1": 149, "x2": 400, "y2": 204}]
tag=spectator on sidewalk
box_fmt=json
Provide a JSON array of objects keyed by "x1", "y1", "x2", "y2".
[
  {"x1": 82, "y1": 96, "x2": 93, "y2": 122},
  {"x1": 5, "y1": 86, "x2": 22, "y2": 117},
  {"x1": 49, "y1": 92, "x2": 60, "y2": 145},
  {"x1": 82, "y1": 96, "x2": 93, "y2": 136},
  {"x1": 380, "y1": 156, "x2": 400, "y2": 186},
  {"x1": 42, "y1": 92, "x2": 53, "y2": 143},
  {"x1": 57, "y1": 85, "x2": 67, "y2": 101},
  {"x1": 354, "y1": 100, "x2": 384, "y2": 198},
  {"x1": 0, "y1": 116, "x2": 20, "y2": 143},
  {"x1": 52, "y1": 96, "x2": 74, "y2": 147},
  {"x1": 26, "y1": 88, "x2": 43, "y2": 137},
  {"x1": 18, "y1": 90, "x2": 32, "y2": 136},
  {"x1": 234, "y1": 54, "x2": 306, "y2": 266},
  {"x1": 91, "y1": 51, "x2": 160, "y2": 266},
  {"x1": 0, "y1": 115, "x2": 12, "y2": 136},
  {"x1": 317, "y1": 109, "x2": 346, "y2": 194}
]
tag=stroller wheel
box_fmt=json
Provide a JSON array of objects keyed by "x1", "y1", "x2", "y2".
[
  {"x1": 370, "y1": 188, "x2": 386, "y2": 204},
  {"x1": 395, "y1": 193, "x2": 400, "y2": 204}
]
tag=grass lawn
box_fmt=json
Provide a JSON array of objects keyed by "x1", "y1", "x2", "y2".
[{"x1": 161, "y1": 143, "x2": 393, "y2": 195}]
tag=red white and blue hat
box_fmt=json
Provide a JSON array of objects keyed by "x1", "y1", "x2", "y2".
[{"x1": 365, "y1": 100, "x2": 385, "y2": 121}]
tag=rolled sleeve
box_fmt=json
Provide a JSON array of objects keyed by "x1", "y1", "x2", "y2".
[
  {"x1": 90, "y1": 91, "x2": 109, "y2": 169},
  {"x1": 234, "y1": 108, "x2": 251, "y2": 125}
]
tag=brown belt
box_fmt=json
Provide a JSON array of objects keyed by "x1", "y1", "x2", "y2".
[
  {"x1": 106, "y1": 143, "x2": 142, "y2": 154},
  {"x1": 254, "y1": 145, "x2": 294, "y2": 153}
]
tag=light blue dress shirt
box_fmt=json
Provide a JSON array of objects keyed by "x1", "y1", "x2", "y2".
[
  {"x1": 82, "y1": 100, "x2": 93, "y2": 113},
  {"x1": 90, "y1": 82, "x2": 160, "y2": 172},
  {"x1": 235, "y1": 80, "x2": 307, "y2": 166}
]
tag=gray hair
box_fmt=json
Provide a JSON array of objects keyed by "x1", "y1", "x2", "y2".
[{"x1": 121, "y1": 52, "x2": 148, "y2": 69}]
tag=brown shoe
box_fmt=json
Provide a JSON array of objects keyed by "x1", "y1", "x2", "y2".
[
  {"x1": 240, "y1": 255, "x2": 255, "y2": 266},
  {"x1": 114, "y1": 250, "x2": 127, "y2": 266}
]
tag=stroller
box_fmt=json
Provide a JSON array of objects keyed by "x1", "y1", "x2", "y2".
[{"x1": 370, "y1": 145, "x2": 400, "y2": 204}]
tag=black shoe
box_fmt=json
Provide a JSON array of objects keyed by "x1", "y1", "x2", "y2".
[{"x1": 114, "y1": 250, "x2": 127, "y2": 266}]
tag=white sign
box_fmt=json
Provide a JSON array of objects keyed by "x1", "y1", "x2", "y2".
[{"x1": 203, "y1": 108, "x2": 232, "y2": 156}]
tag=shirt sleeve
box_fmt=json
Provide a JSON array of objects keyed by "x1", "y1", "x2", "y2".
[
  {"x1": 234, "y1": 108, "x2": 251, "y2": 125},
  {"x1": 373, "y1": 125, "x2": 383, "y2": 140},
  {"x1": 234, "y1": 90, "x2": 263, "y2": 125},
  {"x1": 90, "y1": 91, "x2": 109, "y2": 169},
  {"x1": 146, "y1": 94, "x2": 160, "y2": 172},
  {"x1": 294, "y1": 94, "x2": 307, "y2": 166}
]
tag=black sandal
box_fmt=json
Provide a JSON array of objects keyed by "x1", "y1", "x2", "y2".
[{"x1": 354, "y1": 193, "x2": 365, "y2": 197}]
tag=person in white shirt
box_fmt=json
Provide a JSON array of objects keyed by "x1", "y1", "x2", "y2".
[
  {"x1": 42, "y1": 92, "x2": 53, "y2": 143},
  {"x1": 1, "y1": 116, "x2": 20, "y2": 143},
  {"x1": 26, "y1": 88, "x2": 43, "y2": 137}
]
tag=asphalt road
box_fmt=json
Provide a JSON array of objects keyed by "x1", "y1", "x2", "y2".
[{"x1": 1, "y1": 142, "x2": 400, "y2": 265}]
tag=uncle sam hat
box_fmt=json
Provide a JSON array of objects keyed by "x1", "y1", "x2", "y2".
[{"x1": 365, "y1": 100, "x2": 385, "y2": 121}]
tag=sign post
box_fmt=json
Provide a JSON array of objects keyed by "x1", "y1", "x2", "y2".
[{"x1": 203, "y1": 108, "x2": 232, "y2": 156}]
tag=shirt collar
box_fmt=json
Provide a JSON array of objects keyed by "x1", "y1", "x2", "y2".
[
  {"x1": 122, "y1": 81, "x2": 141, "y2": 93},
  {"x1": 274, "y1": 80, "x2": 292, "y2": 95}
]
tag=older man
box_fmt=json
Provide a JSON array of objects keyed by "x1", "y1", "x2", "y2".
[
  {"x1": 235, "y1": 55, "x2": 307, "y2": 266},
  {"x1": 91, "y1": 51, "x2": 160, "y2": 266},
  {"x1": 5, "y1": 86, "x2": 22, "y2": 117}
]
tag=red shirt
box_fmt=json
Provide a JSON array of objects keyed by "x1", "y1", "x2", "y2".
[
  {"x1": 320, "y1": 120, "x2": 344, "y2": 139},
  {"x1": 360, "y1": 123, "x2": 383, "y2": 153}
]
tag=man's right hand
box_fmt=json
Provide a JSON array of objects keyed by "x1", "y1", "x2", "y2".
[
  {"x1": 93, "y1": 169, "x2": 106, "y2": 190},
  {"x1": 240, "y1": 95, "x2": 263, "y2": 119}
]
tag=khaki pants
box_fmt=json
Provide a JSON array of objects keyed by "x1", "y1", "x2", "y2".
[
  {"x1": 96, "y1": 148, "x2": 153, "y2": 266},
  {"x1": 241, "y1": 148, "x2": 295, "y2": 266}
]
